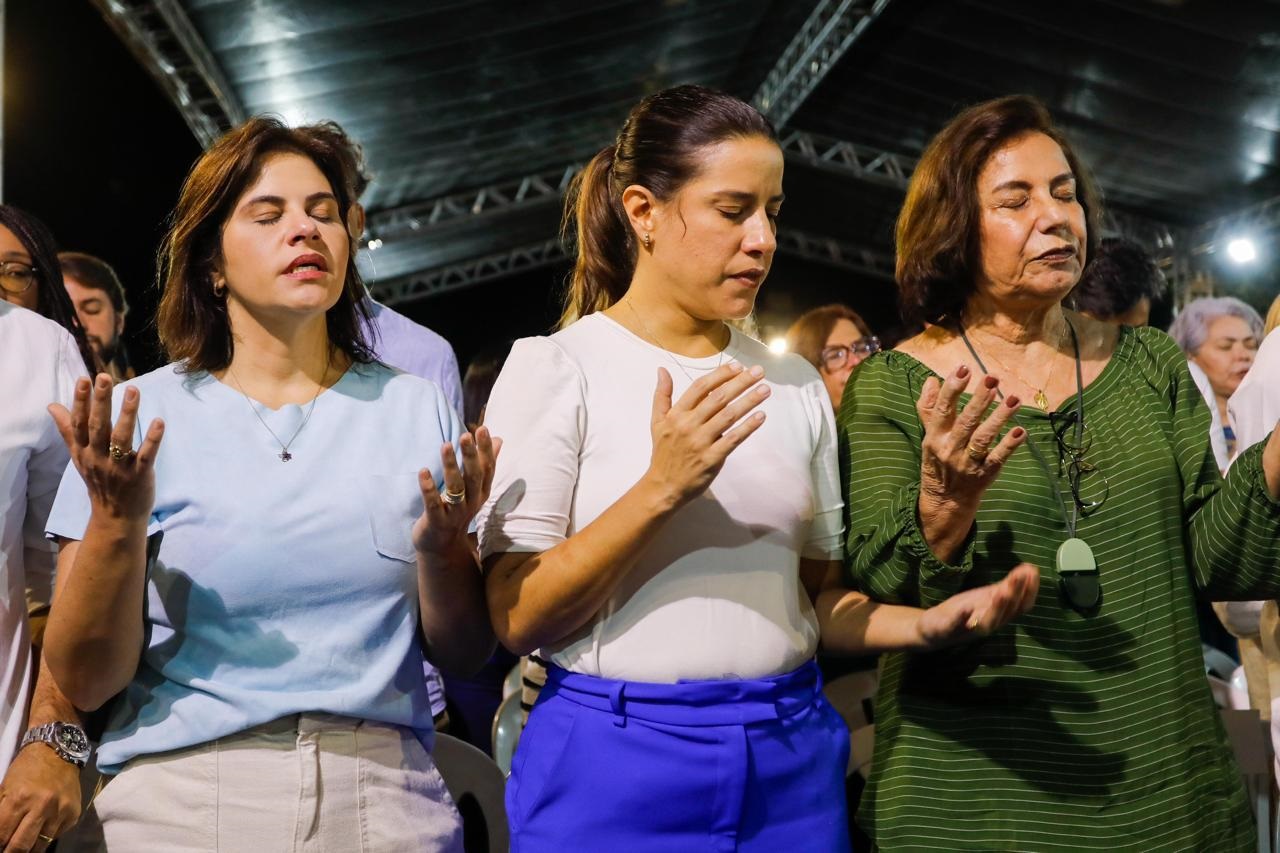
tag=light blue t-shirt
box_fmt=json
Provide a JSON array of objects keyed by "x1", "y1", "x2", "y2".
[{"x1": 46, "y1": 361, "x2": 462, "y2": 773}]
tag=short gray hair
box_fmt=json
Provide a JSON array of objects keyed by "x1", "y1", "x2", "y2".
[{"x1": 1167, "y1": 296, "x2": 1263, "y2": 356}]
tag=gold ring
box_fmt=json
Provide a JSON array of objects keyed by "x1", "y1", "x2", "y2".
[
  {"x1": 966, "y1": 444, "x2": 988, "y2": 463},
  {"x1": 441, "y1": 488, "x2": 465, "y2": 506},
  {"x1": 38, "y1": 834, "x2": 55, "y2": 843},
  {"x1": 108, "y1": 442, "x2": 133, "y2": 461}
]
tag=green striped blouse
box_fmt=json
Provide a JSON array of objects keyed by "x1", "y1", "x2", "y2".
[{"x1": 838, "y1": 325, "x2": 1280, "y2": 851}]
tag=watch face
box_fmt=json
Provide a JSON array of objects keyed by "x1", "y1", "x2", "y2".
[{"x1": 54, "y1": 724, "x2": 91, "y2": 758}]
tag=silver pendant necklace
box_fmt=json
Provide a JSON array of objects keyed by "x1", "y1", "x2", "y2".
[
  {"x1": 622, "y1": 299, "x2": 730, "y2": 382},
  {"x1": 226, "y1": 362, "x2": 329, "y2": 462}
]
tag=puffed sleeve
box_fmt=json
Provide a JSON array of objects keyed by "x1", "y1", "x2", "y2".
[
  {"x1": 476, "y1": 337, "x2": 587, "y2": 558},
  {"x1": 1132, "y1": 327, "x2": 1280, "y2": 598},
  {"x1": 839, "y1": 353, "x2": 977, "y2": 607}
]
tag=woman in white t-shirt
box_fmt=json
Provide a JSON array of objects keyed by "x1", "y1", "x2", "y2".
[{"x1": 477, "y1": 85, "x2": 1039, "y2": 852}]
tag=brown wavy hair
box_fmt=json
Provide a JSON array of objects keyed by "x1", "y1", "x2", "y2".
[
  {"x1": 156, "y1": 117, "x2": 374, "y2": 372},
  {"x1": 895, "y1": 95, "x2": 1102, "y2": 327},
  {"x1": 559, "y1": 84, "x2": 776, "y2": 328}
]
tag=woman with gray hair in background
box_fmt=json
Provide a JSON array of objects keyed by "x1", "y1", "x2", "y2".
[
  {"x1": 1168, "y1": 296, "x2": 1263, "y2": 469},
  {"x1": 1169, "y1": 296, "x2": 1267, "y2": 721}
]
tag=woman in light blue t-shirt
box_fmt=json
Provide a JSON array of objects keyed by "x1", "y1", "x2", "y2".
[{"x1": 41, "y1": 119, "x2": 496, "y2": 852}]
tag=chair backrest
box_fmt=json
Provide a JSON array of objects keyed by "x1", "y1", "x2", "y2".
[
  {"x1": 1220, "y1": 708, "x2": 1273, "y2": 853},
  {"x1": 491, "y1": 691, "x2": 524, "y2": 776},
  {"x1": 433, "y1": 732, "x2": 509, "y2": 853}
]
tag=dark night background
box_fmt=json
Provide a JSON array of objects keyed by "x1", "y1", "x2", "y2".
[{"x1": 1, "y1": 0, "x2": 906, "y2": 377}]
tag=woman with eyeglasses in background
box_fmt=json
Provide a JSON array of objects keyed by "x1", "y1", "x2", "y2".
[
  {"x1": 785, "y1": 304, "x2": 880, "y2": 411},
  {"x1": 0, "y1": 205, "x2": 98, "y2": 374}
]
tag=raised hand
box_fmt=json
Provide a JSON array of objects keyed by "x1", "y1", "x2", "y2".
[
  {"x1": 47, "y1": 374, "x2": 165, "y2": 523},
  {"x1": 916, "y1": 563, "x2": 1041, "y2": 648},
  {"x1": 643, "y1": 363, "x2": 770, "y2": 509},
  {"x1": 915, "y1": 366, "x2": 1026, "y2": 560},
  {"x1": 413, "y1": 426, "x2": 501, "y2": 556}
]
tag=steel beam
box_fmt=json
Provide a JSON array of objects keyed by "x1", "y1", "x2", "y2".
[
  {"x1": 779, "y1": 128, "x2": 914, "y2": 191},
  {"x1": 91, "y1": 0, "x2": 244, "y2": 148},
  {"x1": 370, "y1": 228, "x2": 895, "y2": 308},
  {"x1": 366, "y1": 163, "x2": 583, "y2": 240},
  {"x1": 751, "y1": 0, "x2": 894, "y2": 128}
]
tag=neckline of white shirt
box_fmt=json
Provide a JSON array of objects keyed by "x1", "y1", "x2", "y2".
[{"x1": 593, "y1": 312, "x2": 738, "y2": 368}]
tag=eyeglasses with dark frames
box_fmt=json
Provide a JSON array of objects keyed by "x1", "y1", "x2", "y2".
[
  {"x1": 1049, "y1": 410, "x2": 1108, "y2": 515},
  {"x1": 820, "y1": 336, "x2": 881, "y2": 372}
]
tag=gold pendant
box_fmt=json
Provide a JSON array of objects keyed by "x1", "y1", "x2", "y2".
[{"x1": 1033, "y1": 389, "x2": 1050, "y2": 411}]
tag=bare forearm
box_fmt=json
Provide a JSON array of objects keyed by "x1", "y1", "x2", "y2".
[
  {"x1": 45, "y1": 518, "x2": 148, "y2": 710},
  {"x1": 815, "y1": 588, "x2": 928, "y2": 654},
  {"x1": 486, "y1": 477, "x2": 679, "y2": 655},
  {"x1": 26, "y1": 656, "x2": 83, "y2": 729},
  {"x1": 418, "y1": 537, "x2": 496, "y2": 677}
]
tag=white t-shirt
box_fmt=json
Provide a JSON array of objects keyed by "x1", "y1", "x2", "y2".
[
  {"x1": 476, "y1": 312, "x2": 843, "y2": 683},
  {"x1": 0, "y1": 302, "x2": 87, "y2": 772},
  {"x1": 1230, "y1": 327, "x2": 1280, "y2": 456}
]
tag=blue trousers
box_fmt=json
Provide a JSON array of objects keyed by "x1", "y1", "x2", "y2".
[{"x1": 507, "y1": 661, "x2": 851, "y2": 852}]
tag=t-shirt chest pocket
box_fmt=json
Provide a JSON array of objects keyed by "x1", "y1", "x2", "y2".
[{"x1": 363, "y1": 474, "x2": 423, "y2": 564}]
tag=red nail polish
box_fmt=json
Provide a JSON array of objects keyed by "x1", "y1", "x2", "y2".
[
  {"x1": 1011, "y1": 427, "x2": 1025, "y2": 438},
  {"x1": 984, "y1": 376, "x2": 998, "y2": 389},
  {"x1": 1006, "y1": 396, "x2": 1020, "y2": 408},
  {"x1": 956, "y1": 365, "x2": 969, "y2": 378}
]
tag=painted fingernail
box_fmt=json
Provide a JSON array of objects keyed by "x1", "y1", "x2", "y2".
[
  {"x1": 956, "y1": 366, "x2": 969, "y2": 379},
  {"x1": 1006, "y1": 396, "x2": 1020, "y2": 408},
  {"x1": 749, "y1": 365, "x2": 765, "y2": 378},
  {"x1": 983, "y1": 376, "x2": 998, "y2": 389},
  {"x1": 1011, "y1": 427, "x2": 1025, "y2": 439}
]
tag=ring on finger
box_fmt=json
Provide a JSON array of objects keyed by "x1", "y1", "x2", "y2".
[
  {"x1": 38, "y1": 834, "x2": 55, "y2": 843},
  {"x1": 966, "y1": 443, "x2": 989, "y2": 464},
  {"x1": 440, "y1": 487, "x2": 466, "y2": 506},
  {"x1": 108, "y1": 442, "x2": 135, "y2": 461}
]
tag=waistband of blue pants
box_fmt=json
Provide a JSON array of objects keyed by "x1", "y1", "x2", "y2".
[{"x1": 542, "y1": 660, "x2": 823, "y2": 727}]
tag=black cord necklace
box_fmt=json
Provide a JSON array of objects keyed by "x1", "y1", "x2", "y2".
[{"x1": 959, "y1": 319, "x2": 1101, "y2": 614}]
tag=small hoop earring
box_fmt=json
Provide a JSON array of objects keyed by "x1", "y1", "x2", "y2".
[
  {"x1": 642, "y1": 233, "x2": 652, "y2": 250},
  {"x1": 212, "y1": 279, "x2": 227, "y2": 298}
]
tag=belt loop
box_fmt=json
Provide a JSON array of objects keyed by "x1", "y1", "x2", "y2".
[{"x1": 609, "y1": 681, "x2": 627, "y2": 728}]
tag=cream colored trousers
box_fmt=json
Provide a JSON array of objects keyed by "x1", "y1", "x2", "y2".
[{"x1": 68, "y1": 713, "x2": 463, "y2": 852}]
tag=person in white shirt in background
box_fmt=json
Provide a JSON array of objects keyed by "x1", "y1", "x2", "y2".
[
  {"x1": 0, "y1": 299, "x2": 88, "y2": 852},
  {"x1": 1230, "y1": 314, "x2": 1280, "y2": 787}
]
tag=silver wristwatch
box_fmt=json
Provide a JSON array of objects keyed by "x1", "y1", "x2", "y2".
[{"x1": 20, "y1": 722, "x2": 90, "y2": 767}]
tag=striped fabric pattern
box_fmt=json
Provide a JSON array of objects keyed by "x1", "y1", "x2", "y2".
[{"x1": 838, "y1": 325, "x2": 1280, "y2": 851}]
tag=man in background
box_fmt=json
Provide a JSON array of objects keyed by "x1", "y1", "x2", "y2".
[{"x1": 59, "y1": 252, "x2": 134, "y2": 382}]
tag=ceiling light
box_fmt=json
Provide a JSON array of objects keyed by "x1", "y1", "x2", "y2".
[
  {"x1": 1226, "y1": 237, "x2": 1257, "y2": 264},
  {"x1": 769, "y1": 337, "x2": 788, "y2": 354}
]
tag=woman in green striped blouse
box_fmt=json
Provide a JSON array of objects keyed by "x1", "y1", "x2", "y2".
[{"x1": 829, "y1": 95, "x2": 1280, "y2": 850}]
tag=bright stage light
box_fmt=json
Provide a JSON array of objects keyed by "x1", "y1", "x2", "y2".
[
  {"x1": 769, "y1": 337, "x2": 788, "y2": 354},
  {"x1": 1226, "y1": 237, "x2": 1257, "y2": 264}
]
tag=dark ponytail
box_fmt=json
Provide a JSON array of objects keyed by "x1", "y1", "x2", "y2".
[{"x1": 559, "y1": 84, "x2": 776, "y2": 328}]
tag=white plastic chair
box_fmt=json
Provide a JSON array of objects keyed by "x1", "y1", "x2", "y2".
[
  {"x1": 491, "y1": 690, "x2": 524, "y2": 776},
  {"x1": 432, "y1": 732, "x2": 509, "y2": 853}
]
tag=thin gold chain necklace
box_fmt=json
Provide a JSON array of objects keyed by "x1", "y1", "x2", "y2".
[
  {"x1": 964, "y1": 317, "x2": 1068, "y2": 411},
  {"x1": 226, "y1": 361, "x2": 330, "y2": 461},
  {"x1": 621, "y1": 300, "x2": 730, "y2": 383}
]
